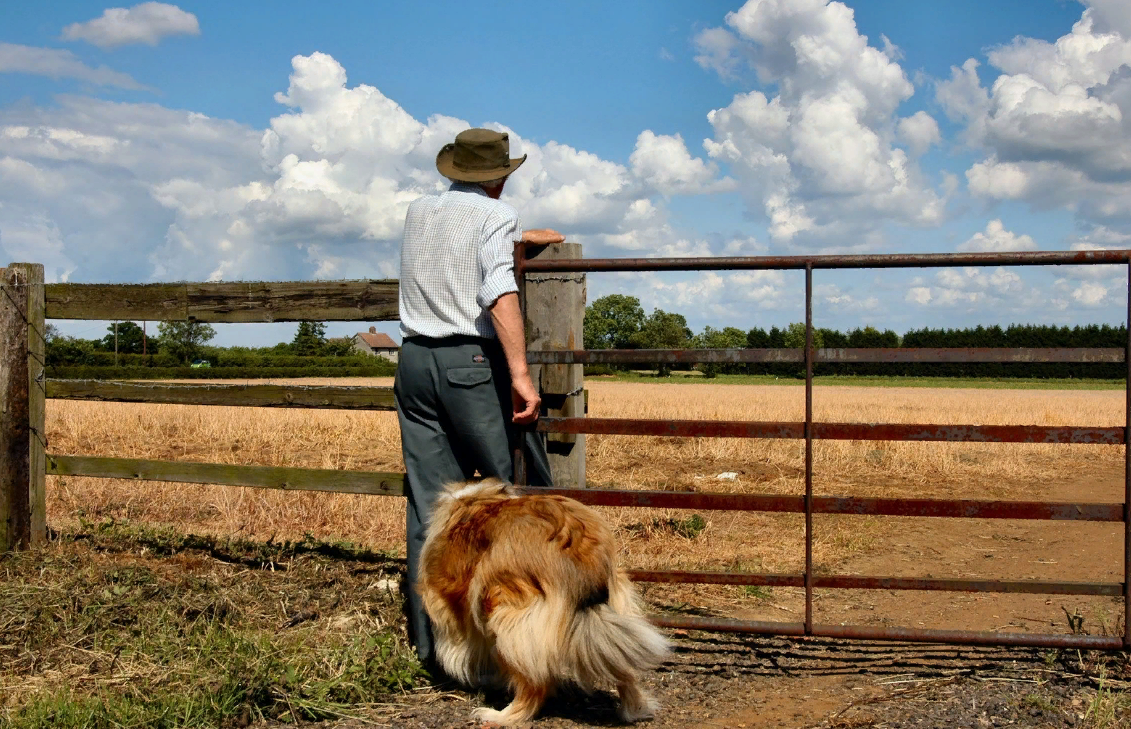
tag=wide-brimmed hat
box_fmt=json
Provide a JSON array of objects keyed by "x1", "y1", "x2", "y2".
[{"x1": 436, "y1": 128, "x2": 527, "y2": 183}]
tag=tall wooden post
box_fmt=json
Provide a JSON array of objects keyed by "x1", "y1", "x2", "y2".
[
  {"x1": 524, "y1": 242, "x2": 586, "y2": 488},
  {"x1": 0, "y1": 263, "x2": 47, "y2": 550}
]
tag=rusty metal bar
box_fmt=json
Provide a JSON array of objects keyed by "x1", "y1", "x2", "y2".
[
  {"x1": 815, "y1": 624, "x2": 1123, "y2": 649},
  {"x1": 513, "y1": 239, "x2": 529, "y2": 487},
  {"x1": 526, "y1": 347, "x2": 1126, "y2": 365},
  {"x1": 538, "y1": 417, "x2": 1123, "y2": 444},
  {"x1": 522, "y1": 249, "x2": 1131, "y2": 273},
  {"x1": 815, "y1": 575, "x2": 1122, "y2": 596},
  {"x1": 627, "y1": 569, "x2": 1122, "y2": 596},
  {"x1": 1126, "y1": 262, "x2": 1130, "y2": 648},
  {"x1": 805, "y1": 263, "x2": 814, "y2": 635},
  {"x1": 648, "y1": 614, "x2": 1123, "y2": 648},
  {"x1": 628, "y1": 570, "x2": 803, "y2": 588},
  {"x1": 536, "y1": 487, "x2": 1122, "y2": 520},
  {"x1": 652, "y1": 615, "x2": 806, "y2": 636}
]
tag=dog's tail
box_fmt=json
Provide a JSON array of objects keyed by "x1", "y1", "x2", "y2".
[{"x1": 563, "y1": 579, "x2": 670, "y2": 689}]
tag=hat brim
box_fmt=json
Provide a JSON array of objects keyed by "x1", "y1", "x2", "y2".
[{"x1": 436, "y1": 144, "x2": 527, "y2": 183}]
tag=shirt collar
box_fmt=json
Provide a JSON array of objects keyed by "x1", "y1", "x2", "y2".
[{"x1": 449, "y1": 181, "x2": 488, "y2": 197}]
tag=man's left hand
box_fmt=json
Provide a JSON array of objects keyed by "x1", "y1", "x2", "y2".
[{"x1": 521, "y1": 228, "x2": 565, "y2": 244}]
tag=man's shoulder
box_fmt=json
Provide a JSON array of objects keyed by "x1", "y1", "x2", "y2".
[{"x1": 407, "y1": 191, "x2": 443, "y2": 209}]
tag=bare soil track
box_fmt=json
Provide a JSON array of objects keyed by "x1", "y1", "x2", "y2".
[
  {"x1": 278, "y1": 463, "x2": 1131, "y2": 728},
  {"x1": 286, "y1": 635, "x2": 1131, "y2": 728}
]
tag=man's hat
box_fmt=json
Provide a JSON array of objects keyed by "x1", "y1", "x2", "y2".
[{"x1": 436, "y1": 128, "x2": 527, "y2": 183}]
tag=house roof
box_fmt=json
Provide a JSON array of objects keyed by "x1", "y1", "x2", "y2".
[{"x1": 356, "y1": 332, "x2": 398, "y2": 349}]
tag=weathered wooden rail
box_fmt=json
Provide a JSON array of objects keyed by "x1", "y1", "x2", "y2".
[
  {"x1": 47, "y1": 455, "x2": 404, "y2": 496},
  {"x1": 3, "y1": 245, "x2": 1130, "y2": 651},
  {"x1": 45, "y1": 280, "x2": 399, "y2": 322}
]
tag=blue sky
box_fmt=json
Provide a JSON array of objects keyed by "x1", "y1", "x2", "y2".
[{"x1": 2, "y1": 0, "x2": 1129, "y2": 347}]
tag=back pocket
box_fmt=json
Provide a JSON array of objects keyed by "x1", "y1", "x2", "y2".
[{"x1": 446, "y1": 367, "x2": 493, "y2": 387}]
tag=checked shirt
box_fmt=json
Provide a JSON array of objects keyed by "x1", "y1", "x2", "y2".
[{"x1": 398, "y1": 182, "x2": 523, "y2": 340}]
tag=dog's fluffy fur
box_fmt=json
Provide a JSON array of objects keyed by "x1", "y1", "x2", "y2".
[{"x1": 418, "y1": 478, "x2": 670, "y2": 726}]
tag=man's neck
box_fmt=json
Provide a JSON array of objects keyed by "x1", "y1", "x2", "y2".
[{"x1": 450, "y1": 180, "x2": 506, "y2": 199}]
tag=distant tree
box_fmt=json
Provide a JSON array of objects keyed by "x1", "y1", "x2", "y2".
[
  {"x1": 157, "y1": 321, "x2": 216, "y2": 363},
  {"x1": 846, "y1": 326, "x2": 899, "y2": 348},
  {"x1": 46, "y1": 335, "x2": 96, "y2": 367},
  {"x1": 631, "y1": 309, "x2": 691, "y2": 377},
  {"x1": 782, "y1": 322, "x2": 825, "y2": 349},
  {"x1": 324, "y1": 337, "x2": 356, "y2": 357},
  {"x1": 584, "y1": 295, "x2": 645, "y2": 351},
  {"x1": 746, "y1": 327, "x2": 770, "y2": 348},
  {"x1": 819, "y1": 328, "x2": 849, "y2": 348},
  {"x1": 99, "y1": 322, "x2": 147, "y2": 355},
  {"x1": 291, "y1": 322, "x2": 327, "y2": 356},
  {"x1": 45, "y1": 323, "x2": 61, "y2": 343},
  {"x1": 694, "y1": 326, "x2": 748, "y2": 377}
]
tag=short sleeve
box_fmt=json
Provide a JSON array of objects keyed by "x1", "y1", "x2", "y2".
[{"x1": 476, "y1": 204, "x2": 522, "y2": 309}]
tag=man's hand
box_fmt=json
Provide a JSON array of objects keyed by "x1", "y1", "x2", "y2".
[
  {"x1": 489, "y1": 292, "x2": 541, "y2": 424},
  {"x1": 511, "y1": 374, "x2": 541, "y2": 424},
  {"x1": 521, "y1": 228, "x2": 566, "y2": 244}
]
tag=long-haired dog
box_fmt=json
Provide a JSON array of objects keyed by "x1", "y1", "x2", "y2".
[{"x1": 418, "y1": 478, "x2": 670, "y2": 726}]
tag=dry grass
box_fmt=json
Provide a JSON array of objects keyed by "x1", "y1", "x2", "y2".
[
  {"x1": 45, "y1": 379, "x2": 1124, "y2": 577},
  {"x1": 0, "y1": 523, "x2": 421, "y2": 727}
]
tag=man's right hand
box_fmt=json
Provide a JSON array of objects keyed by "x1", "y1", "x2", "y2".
[
  {"x1": 511, "y1": 375, "x2": 541, "y2": 424},
  {"x1": 521, "y1": 228, "x2": 566, "y2": 244}
]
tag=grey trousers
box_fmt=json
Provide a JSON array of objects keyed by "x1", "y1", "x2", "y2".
[{"x1": 394, "y1": 335, "x2": 553, "y2": 665}]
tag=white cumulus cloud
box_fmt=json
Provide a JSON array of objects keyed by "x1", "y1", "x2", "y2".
[
  {"x1": 904, "y1": 266, "x2": 1039, "y2": 312},
  {"x1": 897, "y1": 111, "x2": 941, "y2": 157},
  {"x1": 0, "y1": 43, "x2": 146, "y2": 89},
  {"x1": 957, "y1": 219, "x2": 1037, "y2": 252},
  {"x1": 698, "y1": 0, "x2": 947, "y2": 246},
  {"x1": 939, "y1": 3, "x2": 1131, "y2": 234},
  {"x1": 62, "y1": 2, "x2": 200, "y2": 49},
  {"x1": 1072, "y1": 281, "x2": 1109, "y2": 306},
  {"x1": 0, "y1": 51, "x2": 730, "y2": 285},
  {"x1": 629, "y1": 130, "x2": 734, "y2": 195}
]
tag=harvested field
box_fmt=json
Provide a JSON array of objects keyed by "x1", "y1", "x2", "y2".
[
  {"x1": 43, "y1": 379, "x2": 1124, "y2": 565},
  {"x1": 19, "y1": 378, "x2": 1129, "y2": 726}
]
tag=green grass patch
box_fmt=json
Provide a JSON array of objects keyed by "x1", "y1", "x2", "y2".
[
  {"x1": 1, "y1": 521, "x2": 421, "y2": 728},
  {"x1": 624, "y1": 513, "x2": 708, "y2": 540},
  {"x1": 597, "y1": 370, "x2": 1125, "y2": 390},
  {"x1": 742, "y1": 585, "x2": 774, "y2": 601}
]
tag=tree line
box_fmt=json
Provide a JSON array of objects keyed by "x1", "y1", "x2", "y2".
[
  {"x1": 583, "y1": 294, "x2": 1126, "y2": 379},
  {"x1": 44, "y1": 321, "x2": 395, "y2": 378}
]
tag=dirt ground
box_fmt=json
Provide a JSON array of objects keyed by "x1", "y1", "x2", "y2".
[{"x1": 251, "y1": 460, "x2": 1131, "y2": 729}]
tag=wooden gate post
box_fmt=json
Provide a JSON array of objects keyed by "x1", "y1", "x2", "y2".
[
  {"x1": 524, "y1": 242, "x2": 586, "y2": 488},
  {"x1": 1, "y1": 263, "x2": 47, "y2": 550}
]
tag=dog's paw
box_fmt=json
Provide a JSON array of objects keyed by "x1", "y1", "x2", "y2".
[
  {"x1": 471, "y1": 706, "x2": 512, "y2": 727},
  {"x1": 617, "y1": 695, "x2": 660, "y2": 723}
]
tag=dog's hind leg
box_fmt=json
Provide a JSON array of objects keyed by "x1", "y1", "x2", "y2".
[
  {"x1": 470, "y1": 675, "x2": 547, "y2": 727},
  {"x1": 616, "y1": 676, "x2": 660, "y2": 723}
]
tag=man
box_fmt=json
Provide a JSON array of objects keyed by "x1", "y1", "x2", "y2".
[{"x1": 395, "y1": 127, "x2": 562, "y2": 667}]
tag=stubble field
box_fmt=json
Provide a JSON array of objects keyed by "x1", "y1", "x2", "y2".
[
  {"x1": 43, "y1": 378, "x2": 1124, "y2": 594},
  {"x1": 17, "y1": 377, "x2": 1131, "y2": 727}
]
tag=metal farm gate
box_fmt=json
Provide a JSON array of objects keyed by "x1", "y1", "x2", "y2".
[
  {"x1": 2, "y1": 247, "x2": 1129, "y2": 652},
  {"x1": 515, "y1": 246, "x2": 1131, "y2": 650}
]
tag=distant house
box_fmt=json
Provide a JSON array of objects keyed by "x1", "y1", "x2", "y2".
[{"x1": 353, "y1": 327, "x2": 399, "y2": 363}]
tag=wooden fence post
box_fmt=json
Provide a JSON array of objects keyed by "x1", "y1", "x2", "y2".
[
  {"x1": 1, "y1": 263, "x2": 47, "y2": 550},
  {"x1": 524, "y1": 242, "x2": 586, "y2": 488}
]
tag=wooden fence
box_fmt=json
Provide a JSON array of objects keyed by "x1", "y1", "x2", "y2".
[
  {"x1": 0, "y1": 243, "x2": 584, "y2": 551},
  {"x1": 6, "y1": 246, "x2": 1130, "y2": 652}
]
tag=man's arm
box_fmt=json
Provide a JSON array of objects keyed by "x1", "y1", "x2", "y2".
[{"x1": 489, "y1": 292, "x2": 540, "y2": 424}]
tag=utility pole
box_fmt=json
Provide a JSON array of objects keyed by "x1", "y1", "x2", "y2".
[
  {"x1": 142, "y1": 321, "x2": 147, "y2": 356},
  {"x1": 114, "y1": 321, "x2": 118, "y2": 367}
]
